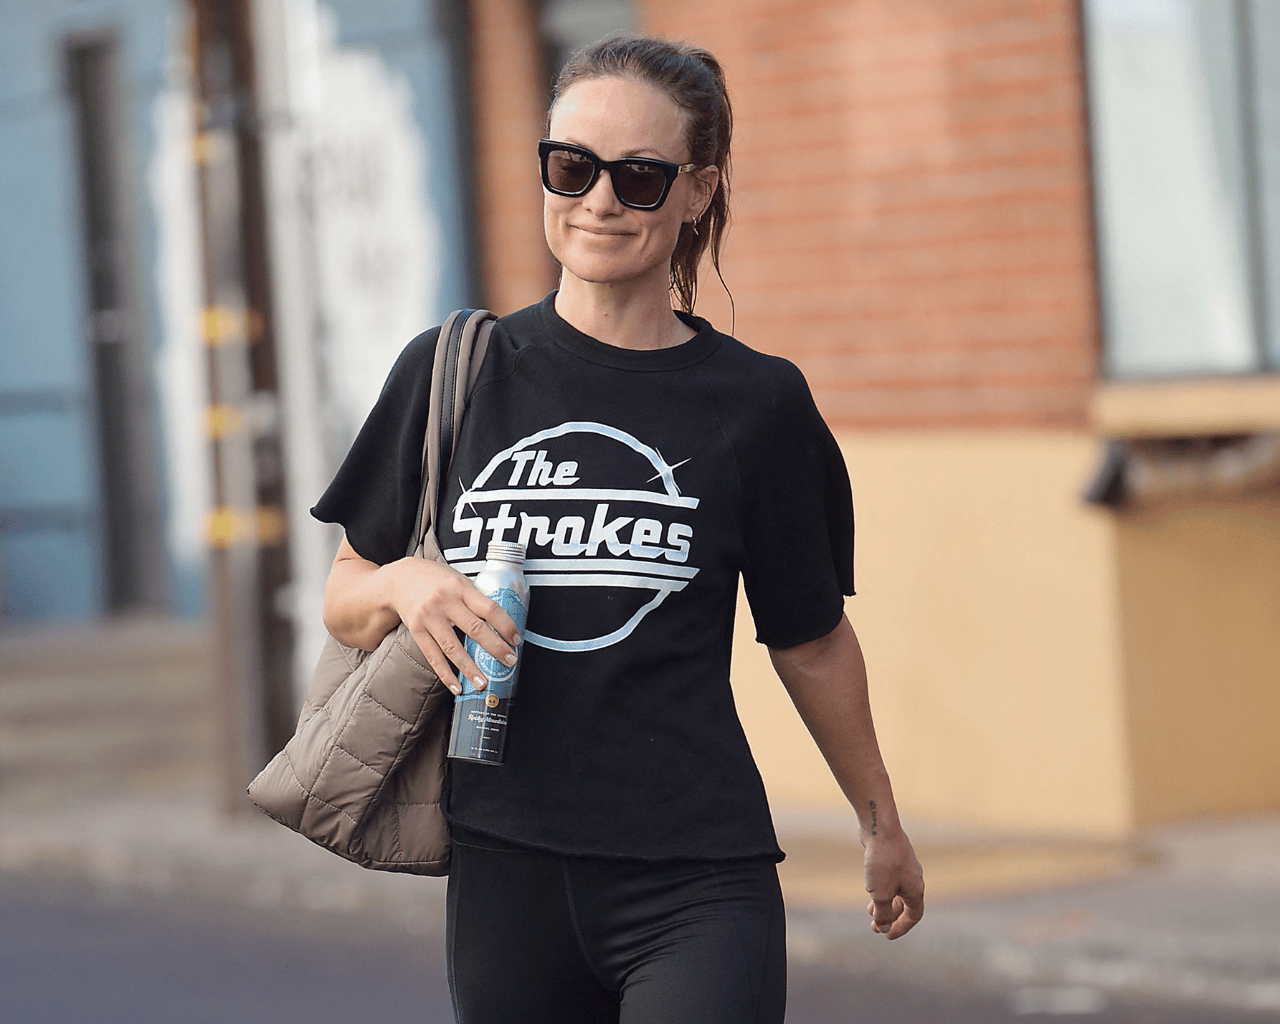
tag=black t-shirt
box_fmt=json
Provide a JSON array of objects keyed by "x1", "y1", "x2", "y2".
[{"x1": 313, "y1": 293, "x2": 855, "y2": 862}]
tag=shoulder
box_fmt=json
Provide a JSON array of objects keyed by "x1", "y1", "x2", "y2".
[
  {"x1": 399, "y1": 303, "x2": 534, "y2": 375},
  {"x1": 372, "y1": 301, "x2": 550, "y2": 414},
  {"x1": 473, "y1": 300, "x2": 550, "y2": 377},
  {"x1": 496, "y1": 300, "x2": 544, "y2": 339},
  {"x1": 380, "y1": 308, "x2": 515, "y2": 404},
  {"x1": 382, "y1": 325, "x2": 442, "y2": 395},
  {"x1": 694, "y1": 329, "x2": 837, "y2": 477},
  {"x1": 702, "y1": 330, "x2": 818, "y2": 418}
]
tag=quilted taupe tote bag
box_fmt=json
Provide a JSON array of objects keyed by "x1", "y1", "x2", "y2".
[{"x1": 248, "y1": 309, "x2": 497, "y2": 874}]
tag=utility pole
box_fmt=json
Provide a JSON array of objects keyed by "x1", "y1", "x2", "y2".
[{"x1": 189, "y1": 0, "x2": 296, "y2": 814}]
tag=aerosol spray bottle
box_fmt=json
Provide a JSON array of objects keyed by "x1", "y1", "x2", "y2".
[{"x1": 447, "y1": 541, "x2": 530, "y2": 764}]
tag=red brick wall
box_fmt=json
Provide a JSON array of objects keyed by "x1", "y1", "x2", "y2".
[
  {"x1": 645, "y1": 0, "x2": 1099, "y2": 428},
  {"x1": 469, "y1": 0, "x2": 558, "y2": 314},
  {"x1": 468, "y1": 0, "x2": 1100, "y2": 428}
]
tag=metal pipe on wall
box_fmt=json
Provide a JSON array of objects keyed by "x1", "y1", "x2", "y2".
[{"x1": 189, "y1": 0, "x2": 296, "y2": 814}]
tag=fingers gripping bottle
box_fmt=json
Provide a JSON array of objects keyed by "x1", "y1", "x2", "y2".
[{"x1": 447, "y1": 541, "x2": 530, "y2": 764}]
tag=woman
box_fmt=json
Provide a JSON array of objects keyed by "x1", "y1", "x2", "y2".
[{"x1": 315, "y1": 34, "x2": 923, "y2": 1024}]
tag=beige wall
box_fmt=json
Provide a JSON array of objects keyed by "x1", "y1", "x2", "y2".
[
  {"x1": 733, "y1": 430, "x2": 1280, "y2": 837},
  {"x1": 731, "y1": 430, "x2": 1135, "y2": 838},
  {"x1": 1115, "y1": 498, "x2": 1280, "y2": 825}
]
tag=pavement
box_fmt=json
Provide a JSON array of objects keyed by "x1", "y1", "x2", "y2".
[{"x1": 2, "y1": 617, "x2": 1279, "y2": 1017}]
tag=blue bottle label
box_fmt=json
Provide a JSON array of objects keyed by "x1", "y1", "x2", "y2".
[
  {"x1": 456, "y1": 587, "x2": 528, "y2": 702},
  {"x1": 450, "y1": 586, "x2": 528, "y2": 764}
]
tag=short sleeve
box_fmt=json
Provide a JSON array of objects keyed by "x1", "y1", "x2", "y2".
[
  {"x1": 310, "y1": 328, "x2": 440, "y2": 565},
  {"x1": 737, "y1": 363, "x2": 855, "y2": 649}
]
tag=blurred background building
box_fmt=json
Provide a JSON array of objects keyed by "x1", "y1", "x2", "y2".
[{"x1": 1, "y1": 0, "x2": 1277, "y2": 835}]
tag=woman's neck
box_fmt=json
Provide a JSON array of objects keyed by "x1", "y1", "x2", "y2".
[{"x1": 554, "y1": 273, "x2": 695, "y2": 351}]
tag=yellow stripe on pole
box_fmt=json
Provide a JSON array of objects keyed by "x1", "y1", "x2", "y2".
[
  {"x1": 206, "y1": 506, "x2": 250, "y2": 549},
  {"x1": 205, "y1": 404, "x2": 244, "y2": 439},
  {"x1": 203, "y1": 306, "x2": 243, "y2": 344},
  {"x1": 192, "y1": 131, "x2": 215, "y2": 165},
  {"x1": 202, "y1": 306, "x2": 262, "y2": 344},
  {"x1": 206, "y1": 505, "x2": 289, "y2": 548}
]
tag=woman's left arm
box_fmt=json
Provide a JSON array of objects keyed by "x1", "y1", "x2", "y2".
[{"x1": 768, "y1": 614, "x2": 925, "y2": 940}]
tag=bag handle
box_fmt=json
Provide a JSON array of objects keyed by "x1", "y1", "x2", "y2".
[{"x1": 411, "y1": 309, "x2": 497, "y2": 560}]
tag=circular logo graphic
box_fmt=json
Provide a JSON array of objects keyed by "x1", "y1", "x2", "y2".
[{"x1": 443, "y1": 422, "x2": 703, "y2": 653}]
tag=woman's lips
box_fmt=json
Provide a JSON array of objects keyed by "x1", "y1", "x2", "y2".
[{"x1": 572, "y1": 224, "x2": 632, "y2": 236}]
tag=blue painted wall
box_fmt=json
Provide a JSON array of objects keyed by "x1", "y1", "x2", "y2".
[
  {"x1": 0, "y1": 0, "x2": 178, "y2": 621},
  {"x1": 325, "y1": 0, "x2": 473, "y2": 321},
  {"x1": 0, "y1": 0, "x2": 469, "y2": 623}
]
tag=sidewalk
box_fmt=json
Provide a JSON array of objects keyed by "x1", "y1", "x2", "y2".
[
  {"x1": 782, "y1": 812, "x2": 1280, "y2": 1015},
  {"x1": 2, "y1": 619, "x2": 1278, "y2": 1016}
]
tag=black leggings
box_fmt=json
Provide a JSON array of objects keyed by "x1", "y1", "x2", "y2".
[{"x1": 445, "y1": 832, "x2": 787, "y2": 1024}]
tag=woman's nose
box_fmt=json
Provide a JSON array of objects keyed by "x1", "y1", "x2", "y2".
[{"x1": 582, "y1": 168, "x2": 623, "y2": 213}]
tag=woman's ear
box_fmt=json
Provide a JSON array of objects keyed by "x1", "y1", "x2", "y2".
[{"x1": 689, "y1": 165, "x2": 720, "y2": 222}]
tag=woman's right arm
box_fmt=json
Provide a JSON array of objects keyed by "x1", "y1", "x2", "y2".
[{"x1": 323, "y1": 536, "x2": 521, "y2": 695}]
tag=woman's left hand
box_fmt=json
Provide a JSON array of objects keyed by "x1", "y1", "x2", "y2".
[{"x1": 863, "y1": 827, "x2": 925, "y2": 940}]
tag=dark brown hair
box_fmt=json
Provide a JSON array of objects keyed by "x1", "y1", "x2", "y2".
[{"x1": 549, "y1": 34, "x2": 733, "y2": 314}]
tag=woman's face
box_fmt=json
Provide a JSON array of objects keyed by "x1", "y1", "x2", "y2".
[{"x1": 544, "y1": 76, "x2": 714, "y2": 295}]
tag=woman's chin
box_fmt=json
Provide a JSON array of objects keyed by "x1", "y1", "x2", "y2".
[{"x1": 557, "y1": 253, "x2": 668, "y2": 291}]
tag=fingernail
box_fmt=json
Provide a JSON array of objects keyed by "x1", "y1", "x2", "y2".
[
  {"x1": 471, "y1": 675, "x2": 487, "y2": 690},
  {"x1": 513, "y1": 634, "x2": 523, "y2": 646},
  {"x1": 502, "y1": 653, "x2": 518, "y2": 667},
  {"x1": 449, "y1": 683, "x2": 461, "y2": 695}
]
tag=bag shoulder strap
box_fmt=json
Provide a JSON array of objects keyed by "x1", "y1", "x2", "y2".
[{"x1": 410, "y1": 309, "x2": 497, "y2": 560}]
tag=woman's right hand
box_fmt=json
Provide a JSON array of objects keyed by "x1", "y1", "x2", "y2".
[{"x1": 323, "y1": 536, "x2": 522, "y2": 695}]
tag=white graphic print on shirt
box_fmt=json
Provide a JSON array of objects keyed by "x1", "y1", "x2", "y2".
[{"x1": 442, "y1": 422, "x2": 701, "y2": 652}]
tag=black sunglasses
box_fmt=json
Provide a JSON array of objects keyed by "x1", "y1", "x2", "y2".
[{"x1": 539, "y1": 139, "x2": 697, "y2": 211}]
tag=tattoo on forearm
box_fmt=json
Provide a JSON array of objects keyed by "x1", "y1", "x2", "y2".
[{"x1": 870, "y1": 800, "x2": 877, "y2": 836}]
